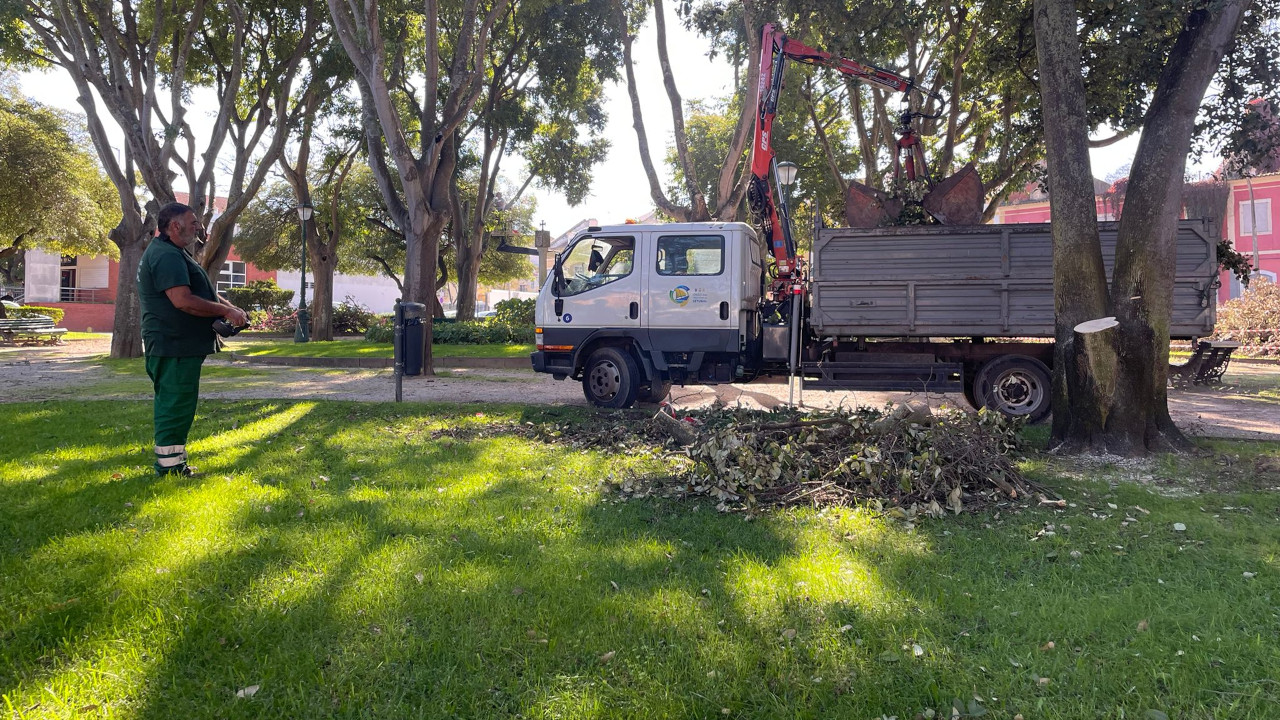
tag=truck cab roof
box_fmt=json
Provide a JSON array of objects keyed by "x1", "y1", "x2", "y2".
[{"x1": 579, "y1": 221, "x2": 757, "y2": 238}]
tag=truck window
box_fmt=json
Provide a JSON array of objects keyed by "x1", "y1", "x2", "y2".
[
  {"x1": 559, "y1": 236, "x2": 635, "y2": 296},
  {"x1": 655, "y1": 235, "x2": 724, "y2": 276}
]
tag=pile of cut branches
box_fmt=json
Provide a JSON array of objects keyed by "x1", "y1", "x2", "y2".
[{"x1": 666, "y1": 404, "x2": 1042, "y2": 513}]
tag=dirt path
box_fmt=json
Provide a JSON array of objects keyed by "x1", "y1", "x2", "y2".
[{"x1": 3, "y1": 337, "x2": 1278, "y2": 441}]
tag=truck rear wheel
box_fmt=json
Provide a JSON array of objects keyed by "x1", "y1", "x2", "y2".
[
  {"x1": 582, "y1": 347, "x2": 640, "y2": 409},
  {"x1": 975, "y1": 355, "x2": 1051, "y2": 423},
  {"x1": 637, "y1": 381, "x2": 673, "y2": 405}
]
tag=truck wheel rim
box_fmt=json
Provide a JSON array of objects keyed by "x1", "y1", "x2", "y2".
[
  {"x1": 991, "y1": 369, "x2": 1043, "y2": 415},
  {"x1": 588, "y1": 360, "x2": 621, "y2": 400}
]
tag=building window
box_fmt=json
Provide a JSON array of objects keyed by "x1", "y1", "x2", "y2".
[
  {"x1": 1239, "y1": 198, "x2": 1272, "y2": 235},
  {"x1": 217, "y1": 261, "x2": 247, "y2": 292}
]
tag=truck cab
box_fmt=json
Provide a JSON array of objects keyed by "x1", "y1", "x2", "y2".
[{"x1": 531, "y1": 222, "x2": 766, "y2": 407}]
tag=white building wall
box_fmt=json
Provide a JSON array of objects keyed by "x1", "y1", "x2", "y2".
[
  {"x1": 24, "y1": 250, "x2": 61, "y2": 303},
  {"x1": 276, "y1": 270, "x2": 402, "y2": 315}
]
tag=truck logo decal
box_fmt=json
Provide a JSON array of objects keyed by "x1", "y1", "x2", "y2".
[
  {"x1": 670, "y1": 286, "x2": 691, "y2": 306},
  {"x1": 562, "y1": 313, "x2": 572, "y2": 323}
]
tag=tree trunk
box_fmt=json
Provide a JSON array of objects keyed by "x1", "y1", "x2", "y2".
[
  {"x1": 309, "y1": 230, "x2": 336, "y2": 342},
  {"x1": 108, "y1": 218, "x2": 149, "y2": 359},
  {"x1": 454, "y1": 235, "x2": 482, "y2": 318},
  {"x1": 1034, "y1": 0, "x2": 1113, "y2": 450},
  {"x1": 1105, "y1": 0, "x2": 1251, "y2": 453}
]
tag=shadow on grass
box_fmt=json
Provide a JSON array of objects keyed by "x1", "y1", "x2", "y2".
[{"x1": 6, "y1": 399, "x2": 1276, "y2": 717}]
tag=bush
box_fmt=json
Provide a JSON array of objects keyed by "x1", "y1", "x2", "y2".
[
  {"x1": 332, "y1": 296, "x2": 378, "y2": 335},
  {"x1": 432, "y1": 317, "x2": 534, "y2": 345},
  {"x1": 364, "y1": 316, "x2": 393, "y2": 343},
  {"x1": 247, "y1": 309, "x2": 301, "y2": 334},
  {"x1": 9, "y1": 306, "x2": 65, "y2": 323},
  {"x1": 361, "y1": 312, "x2": 534, "y2": 346},
  {"x1": 227, "y1": 280, "x2": 294, "y2": 313},
  {"x1": 492, "y1": 298, "x2": 535, "y2": 325},
  {"x1": 1214, "y1": 276, "x2": 1280, "y2": 356}
]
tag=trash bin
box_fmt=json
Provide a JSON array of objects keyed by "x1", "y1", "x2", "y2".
[{"x1": 394, "y1": 301, "x2": 427, "y2": 376}]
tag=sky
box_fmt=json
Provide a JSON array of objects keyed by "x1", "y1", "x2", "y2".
[{"x1": 15, "y1": 3, "x2": 1165, "y2": 239}]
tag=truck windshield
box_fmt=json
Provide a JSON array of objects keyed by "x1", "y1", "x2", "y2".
[{"x1": 559, "y1": 236, "x2": 635, "y2": 296}]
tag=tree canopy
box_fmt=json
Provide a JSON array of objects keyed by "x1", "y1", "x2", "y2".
[{"x1": 0, "y1": 79, "x2": 115, "y2": 268}]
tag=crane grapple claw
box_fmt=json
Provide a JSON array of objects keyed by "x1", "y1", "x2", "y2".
[
  {"x1": 845, "y1": 182, "x2": 902, "y2": 228},
  {"x1": 922, "y1": 162, "x2": 984, "y2": 225}
]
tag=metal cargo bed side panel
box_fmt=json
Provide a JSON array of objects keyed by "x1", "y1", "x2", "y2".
[{"x1": 809, "y1": 220, "x2": 1217, "y2": 338}]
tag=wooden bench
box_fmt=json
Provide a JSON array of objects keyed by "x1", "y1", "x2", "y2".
[
  {"x1": 1169, "y1": 339, "x2": 1240, "y2": 386},
  {"x1": 0, "y1": 315, "x2": 68, "y2": 345}
]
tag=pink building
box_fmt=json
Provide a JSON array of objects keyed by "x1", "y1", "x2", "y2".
[{"x1": 993, "y1": 173, "x2": 1280, "y2": 304}]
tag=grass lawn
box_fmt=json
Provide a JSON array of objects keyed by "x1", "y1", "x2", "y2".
[
  {"x1": 2, "y1": 400, "x2": 1278, "y2": 718},
  {"x1": 226, "y1": 338, "x2": 534, "y2": 359}
]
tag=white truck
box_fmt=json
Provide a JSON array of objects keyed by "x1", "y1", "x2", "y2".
[
  {"x1": 529, "y1": 218, "x2": 1221, "y2": 422},
  {"x1": 527, "y1": 25, "x2": 1224, "y2": 419}
]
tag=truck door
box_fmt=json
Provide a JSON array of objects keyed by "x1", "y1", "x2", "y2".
[
  {"x1": 643, "y1": 231, "x2": 738, "y2": 352},
  {"x1": 548, "y1": 234, "x2": 641, "y2": 336}
]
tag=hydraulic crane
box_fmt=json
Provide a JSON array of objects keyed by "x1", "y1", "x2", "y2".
[{"x1": 748, "y1": 23, "x2": 984, "y2": 295}]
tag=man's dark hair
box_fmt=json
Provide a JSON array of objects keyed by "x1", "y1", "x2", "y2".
[{"x1": 157, "y1": 202, "x2": 194, "y2": 233}]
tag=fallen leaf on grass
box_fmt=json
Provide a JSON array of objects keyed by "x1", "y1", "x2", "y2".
[
  {"x1": 1144, "y1": 711, "x2": 1169, "y2": 720},
  {"x1": 110, "y1": 473, "x2": 123, "y2": 480},
  {"x1": 1138, "y1": 619, "x2": 1149, "y2": 632},
  {"x1": 1243, "y1": 572, "x2": 1257, "y2": 579},
  {"x1": 1173, "y1": 523, "x2": 1186, "y2": 532},
  {"x1": 1041, "y1": 641, "x2": 1055, "y2": 650},
  {"x1": 76, "y1": 705, "x2": 98, "y2": 713},
  {"x1": 598, "y1": 651, "x2": 615, "y2": 664},
  {"x1": 235, "y1": 684, "x2": 260, "y2": 698},
  {"x1": 878, "y1": 650, "x2": 901, "y2": 663},
  {"x1": 781, "y1": 628, "x2": 797, "y2": 640},
  {"x1": 512, "y1": 586, "x2": 524, "y2": 596}
]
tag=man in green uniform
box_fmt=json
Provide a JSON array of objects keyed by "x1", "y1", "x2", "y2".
[{"x1": 137, "y1": 202, "x2": 248, "y2": 476}]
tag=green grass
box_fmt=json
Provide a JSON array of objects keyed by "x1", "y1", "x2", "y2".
[
  {"x1": 2, "y1": 400, "x2": 1278, "y2": 718},
  {"x1": 226, "y1": 338, "x2": 534, "y2": 359}
]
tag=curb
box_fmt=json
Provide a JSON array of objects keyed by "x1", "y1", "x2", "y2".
[{"x1": 228, "y1": 353, "x2": 530, "y2": 370}]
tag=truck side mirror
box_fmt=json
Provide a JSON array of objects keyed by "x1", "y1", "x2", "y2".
[{"x1": 552, "y1": 253, "x2": 565, "y2": 297}]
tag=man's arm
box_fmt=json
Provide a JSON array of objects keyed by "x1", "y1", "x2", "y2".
[{"x1": 166, "y1": 286, "x2": 249, "y2": 325}]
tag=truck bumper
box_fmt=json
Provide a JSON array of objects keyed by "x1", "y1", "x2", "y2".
[{"x1": 531, "y1": 351, "x2": 574, "y2": 378}]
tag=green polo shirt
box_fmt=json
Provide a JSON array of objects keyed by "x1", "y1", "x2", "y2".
[{"x1": 138, "y1": 235, "x2": 219, "y2": 357}]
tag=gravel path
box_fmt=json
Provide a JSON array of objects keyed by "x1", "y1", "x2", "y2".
[{"x1": 3, "y1": 337, "x2": 1277, "y2": 441}]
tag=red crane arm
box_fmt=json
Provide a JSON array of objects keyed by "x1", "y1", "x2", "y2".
[{"x1": 749, "y1": 24, "x2": 931, "y2": 282}]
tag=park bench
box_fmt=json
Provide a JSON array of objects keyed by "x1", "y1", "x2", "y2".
[
  {"x1": 0, "y1": 315, "x2": 68, "y2": 345},
  {"x1": 1169, "y1": 339, "x2": 1240, "y2": 386}
]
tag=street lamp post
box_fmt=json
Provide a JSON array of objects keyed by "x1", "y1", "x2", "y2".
[
  {"x1": 776, "y1": 160, "x2": 799, "y2": 209},
  {"x1": 294, "y1": 203, "x2": 313, "y2": 343}
]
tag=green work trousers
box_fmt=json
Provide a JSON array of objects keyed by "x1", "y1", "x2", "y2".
[{"x1": 145, "y1": 354, "x2": 206, "y2": 475}]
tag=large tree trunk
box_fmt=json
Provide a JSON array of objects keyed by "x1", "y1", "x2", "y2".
[
  {"x1": 309, "y1": 227, "x2": 336, "y2": 342},
  {"x1": 1033, "y1": 0, "x2": 1113, "y2": 450},
  {"x1": 1104, "y1": 1, "x2": 1252, "y2": 453},
  {"x1": 108, "y1": 218, "x2": 149, "y2": 359}
]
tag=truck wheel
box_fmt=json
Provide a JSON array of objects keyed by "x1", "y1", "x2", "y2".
[
  {"x1": 582, "y1": 347, "x2": 640, "y2": 409},
  {"x1": 637, "y1": 381, "x2": 673, "y2": 405},
  {"x1": 975, "y1": 355, "x2": 1051, "y2": 423}
]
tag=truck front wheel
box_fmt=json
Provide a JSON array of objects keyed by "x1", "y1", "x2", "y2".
[
  {"x1": 582, "y1": 347, "x2": 640, "y2": 409},
  {"x1": 975, "y1": 355, "x2": 1051, "y2": 423}
]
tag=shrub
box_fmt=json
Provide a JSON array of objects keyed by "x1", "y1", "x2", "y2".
[
  {"x1": 332, "y1": 296, "x2": 378, "y2": 335},
  {"x1": 227, "y1": 280, "x2": 294, "y2": 313},
  {"x1": 1214, "y1": 276, "x2": 1280, "y2": 356},
  {"x1": 492, "y1": 298, "x2": 535, "y2": 325},
  {"x1": 9, "y1": 306, "x2": 65, "y2": 323},
  {"x1": 364, "y1": 316, "x2": 393, "y2": 343},
  {"x1": 431, "y1": 318, "x2": 534, "y2": 345},
  {"x1": 246, "y1": 309, "x2": 301, "y2": 334}
]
